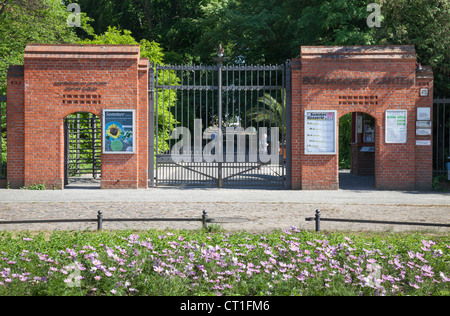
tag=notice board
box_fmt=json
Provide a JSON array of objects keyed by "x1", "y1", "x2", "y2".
[
  {"x1": 103, "y1": 109, "x2": 135, "y2": 154},
  {"x1": 385, "y1": 110, "x2": 407, "y2": 144},
  {"x1": 304, "y1": 110, "x2": 337, "y2": 154}
]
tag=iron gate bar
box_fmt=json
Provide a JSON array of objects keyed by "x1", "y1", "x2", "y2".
[
  {"x1": 64, "y1": 113, "x2": 101, "y2": 180},
  {"x1": 152, "y1": 57, "x2": 290, "y2": 188},
  {"x1": 433, "y1": 97, "x2": 450, "y2": 176},
  {"x1": 221, "y1": 162, "x2": 271, "y2": 180}
]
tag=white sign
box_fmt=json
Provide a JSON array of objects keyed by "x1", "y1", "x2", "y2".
[
  {"x1": 417, "y1": 107, "x2": 431, "y2": 120},
  {"x1": 416, "y1": 121, "x2": 431, "y2": 128},
  {"x1": 357, "y1": 115, "x2": 363, "y2": 133},
  {"x1": 416, "y1": 140, "x2": 431, "y2": 146},
  {"x1": 416, "y1": 129, "x2": 432, "y2": 136},
  {"x1": 420, "y1": 88, "x2": 429, "y2": 97},
  {"x1": 305, "y1": 110, "x2": 337, "y2": 154},
  {"x1": 385, "y1": 110, "x2": 407, "y2": 144}
]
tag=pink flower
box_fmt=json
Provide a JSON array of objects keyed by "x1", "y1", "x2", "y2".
[{"x1": 409, "y1": 282, "x2": 420, "y2": 289}]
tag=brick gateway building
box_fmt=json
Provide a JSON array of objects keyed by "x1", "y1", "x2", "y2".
[{"x1": 6, "y1": 44, "x2": 433, "y2": 190}]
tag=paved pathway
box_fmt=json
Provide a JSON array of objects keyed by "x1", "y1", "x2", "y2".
[{"x1": 0, "y1": 187, "x2": 448, "y2": 233}]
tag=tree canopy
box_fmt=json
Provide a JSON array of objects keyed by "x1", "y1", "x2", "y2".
[{"x1": 1, "y1": 0, "x2": 448, "y2": 94}]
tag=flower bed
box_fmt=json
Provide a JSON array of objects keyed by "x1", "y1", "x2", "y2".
[{"x1": 0, "y1": 228, "x2": 448, "y2": 296}]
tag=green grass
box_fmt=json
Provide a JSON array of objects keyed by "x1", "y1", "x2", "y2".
[{"x1": 0, "y1": 228, "x2": 448, "y2": 296}]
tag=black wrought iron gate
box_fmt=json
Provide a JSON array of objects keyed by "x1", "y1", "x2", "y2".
[
  {"x1": 149, "y1": 59, "x2": 291, "y2": 188},
  {"x1": 64, "y1": 113, "x2": 101, "y2": 185}
]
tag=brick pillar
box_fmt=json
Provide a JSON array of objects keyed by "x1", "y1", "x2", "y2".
[
  {"x1": 290, "y1": 45, "x2": 431, "y2": 190},
  {"x1": 18, "y1": 44, "x2": 149, "y2": 189},
  {"x1": 414, "y1": 66, "x2": 433, "y2": 190},
  {"x1": 6, "y1": 66, "x2": 25, "y2": 188}
]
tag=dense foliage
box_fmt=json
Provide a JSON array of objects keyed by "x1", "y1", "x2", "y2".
[
  {"x1": 0, "y1": 229, "x2": 448, "y2": 296},
  {"x1": 1, "y1": 0, "x2": 448, "y2": 168},
  {"x1": 64, "y1": 0, "x2": 449, "y2": 95}
]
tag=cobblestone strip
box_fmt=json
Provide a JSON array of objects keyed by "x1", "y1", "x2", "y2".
[{"x1": 0, "y1": 202, "x2": 449, "y2": 233}]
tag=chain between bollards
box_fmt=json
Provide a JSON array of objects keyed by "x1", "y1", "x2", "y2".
[{"x1": 95, "y1": 210, "x2": 211, "y2": 231}]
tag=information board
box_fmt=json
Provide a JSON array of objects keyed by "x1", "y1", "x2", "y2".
[
  {"x1": 304, "y1": 110, "x2": 337, "y2": 154},
  {"x1": 103, "y1": 109, "x2": 135, "y2": 154},
  {"x1": 385, "y1": 110, "x2": 407, "y2": 144}
]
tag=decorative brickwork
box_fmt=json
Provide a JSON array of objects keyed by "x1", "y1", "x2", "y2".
[
  {"x1": 291, "y1": 46, "x2": 433, "y2": 190},
  {"x1": 7, "y1": 44, "x2": 148, "y2": 189},
  {"x1": 6, "y1": 45, "x2": 433, "y2": 190}
]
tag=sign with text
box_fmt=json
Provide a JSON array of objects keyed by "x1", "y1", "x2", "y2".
[
  {"x1": 103, "y1": 110, "x2": 135, "y2": 154},
  {"x1": 305, "y1": 110, "x2": 337, "y2": 155},
  {"x1": 385, "y1": 110, "x2": 407, "y2": 144}
]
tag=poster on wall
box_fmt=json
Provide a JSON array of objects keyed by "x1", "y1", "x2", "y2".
[
  {"x1": 385, "y1": 110, "x2": 407, "y2": 144},
  {"x1": 103, "y1": 109, "x2": 135, "y2": 154},
  {"x1": 304, "y1": 110, "x2": 337, "y2": 154}
]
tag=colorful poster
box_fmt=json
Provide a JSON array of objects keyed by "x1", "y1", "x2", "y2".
[
  {"x1": 304, "y1": 110, "x2": 337, "y2": 154},
  {"x1": 385, "y1": 110, "x2": 407, "y2": 144},
  {"x1": 103, "y1": 110, "x2": 135, "y2": 154}
]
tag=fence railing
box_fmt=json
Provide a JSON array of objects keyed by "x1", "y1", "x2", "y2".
[
  {"x1": 1, "y1": 209, "x2": 448, "y2": 232},
  {"x1": 305, "y1": 210, "x2": 450, "y2": 232},
  {"x1": 433, "y1": 97, "x2": 450, "y2": 177},
  {"x1": 0, "y1": 211, "x2": 251, "y2": 231},
  {"x1": 0, "y1": 210, "x2": 210, "y2": 231}
]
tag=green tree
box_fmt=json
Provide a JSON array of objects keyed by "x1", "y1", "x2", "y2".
[
  {"x1": 247, "y1": 92, "x2": 285, "y2": 128},
  {"x1": 0, "y1": 0, "x2": 93, "y2": 169},
  {"x1": 71, "y1": 0, "x2": 212, "y2": 64},
  {"x1": 80, "y1": 26, "x2": 178, "y2": 154},
  {"x1": 374, "y1": 0, "x2": 449, "y2": 96}
]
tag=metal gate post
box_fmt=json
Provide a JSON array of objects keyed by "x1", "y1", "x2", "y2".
[
  {"x1": 64, "y1": 119, "x2": 69, "y2": 185},
  {"x1": 216, "y1": 48, "x2": 224, "y2": 188},
  {"x1": 285, "y1": 60, "x2": 292, "y2": 189},
  {"x1": 148, "y1": 62, "x2": 155, "y2": 188}
]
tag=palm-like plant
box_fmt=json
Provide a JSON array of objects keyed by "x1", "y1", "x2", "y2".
[{"x1": 247, "y1": 91, "x2": 285, "y2": 129}]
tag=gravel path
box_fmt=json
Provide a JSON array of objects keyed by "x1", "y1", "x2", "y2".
[{"x1": 0, "y1": 187, "x2": 448, "y2": 233}]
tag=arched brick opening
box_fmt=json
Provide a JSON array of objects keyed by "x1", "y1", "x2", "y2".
[
  {"x1": 63, "y1": 111, "x2": 101, "y2": 188},
  {"x1": 6, "y1": 44, "x2": 149, "y2": 189},
  {"x1": 338, "y1": 110, "x2": 377, "y2": 190},
  {"x1": 290, "y1": 45, "x2": 434, "y2": 190}
]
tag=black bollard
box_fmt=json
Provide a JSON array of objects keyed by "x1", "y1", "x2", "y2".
[
  {"x1": 315, "y1": 209, "x2": 321, "y2": 232},
  {"x1": 97, "y1": 210, "x2": 103, "y2": 231},
  {"x1": 202, "y1": 210, "x2": 208, "y2": 229}
]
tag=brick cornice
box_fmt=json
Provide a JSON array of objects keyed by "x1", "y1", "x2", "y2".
[
  {"x1": 24, "y1": 44, "x2": 140, "y2": 60},
  {"x1": 301, "y1": 45, "x2": 416, "y2": 60}
]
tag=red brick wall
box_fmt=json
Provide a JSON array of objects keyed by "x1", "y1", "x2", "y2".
[
  {"x1": 6, "y1": 66, "x2": 25, "y2": 188},
  {"x1": 292, "y1": 46, "x2": 433, "y2": 190},
  {"x1": 414, "y1": 68, "x2": 434, "y2": 190},
  {"x1": 7, "y1": 44, "x2": 149, "y2": 189},
  {"x1": 5, "y1": 44, "x2": 433, "y2": 191}
]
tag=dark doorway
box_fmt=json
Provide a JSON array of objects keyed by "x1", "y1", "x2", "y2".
[{"x1": 339, "y1": 112, "x2": 375, "y2": 190}]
